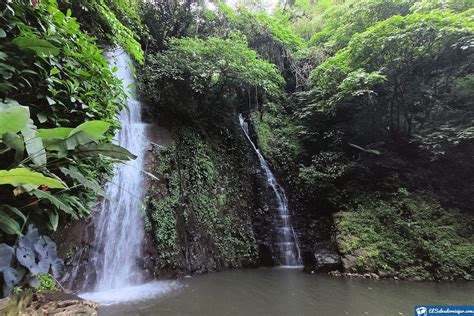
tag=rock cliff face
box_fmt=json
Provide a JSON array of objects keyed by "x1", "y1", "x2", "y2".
[{"x1": 143, "y1": 118, "x2": 266, "y2": 276}]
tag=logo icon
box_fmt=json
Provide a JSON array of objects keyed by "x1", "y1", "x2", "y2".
[{"x1": 416, "y1": 307, "x2": 428, "y2": 316}]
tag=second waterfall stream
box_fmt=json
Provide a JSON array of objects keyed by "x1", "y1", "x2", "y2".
[
  {"x1": 239, "y1": 114, "x2": 302, "y2": 267},
  {"x1": 80, "y1": 48, "x2": 177, "y2": 304}
]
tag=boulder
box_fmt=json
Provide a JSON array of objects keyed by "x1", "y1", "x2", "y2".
[
  {"x1": 305, "y1": 242, "x2": 342, "y2": 273},
  {"x1": 341, "y1": 254, "x2": 357, "y2": 271},
  {"x1": 313, "y1": 249, "x2": 343, "y2": 273}
]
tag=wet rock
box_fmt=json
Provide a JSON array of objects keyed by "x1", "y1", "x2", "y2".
[
  {"x1": 341, "y1": 255, "x2": 357, "y2": 271},
  {"x1": 3, "y1": 291, "x2": 98, "y2": 316},
  {"x1": 313, "y1": 249, "x2": 342, "y2": 273},
  {"x1": 377, "y1": 270, "x2": 389, "y2": 278},
  {"x1": 305, "y1": 242, "x2": 342, "y2": 273}
]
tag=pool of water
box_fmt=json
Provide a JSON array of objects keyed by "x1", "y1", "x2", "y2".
[{"x1": 100, "y1": 268, "x2": 474, "y2": 315}]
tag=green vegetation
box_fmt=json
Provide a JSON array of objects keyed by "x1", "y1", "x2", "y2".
[
  {"x1": 139, "y1": 33, "x2": 283, "y2": 120},
  {"x1": 0, "y1": 0, "x2": 137, "y2": 296},
  {"x1": 335, "y1": 191, "x2": 474, "y2": 280},
  {"x1": 35, "y1": 274, "x2": 59, "y2": 291},
  {"x1": 2, "y1": 0, "x2": 473, "y2": 296},
  {"x1": 145, "y1": 127, "x2": 258, "y2": 273},
  {"x1": 253, "y1": 0, "x2": 473, "y2": 279},
  {"x1": 59, "y1": 0, "x2": 144, "y2": 62},
  {"x1": 136, "y1": 0, "x2": 473, "y2": 280}
]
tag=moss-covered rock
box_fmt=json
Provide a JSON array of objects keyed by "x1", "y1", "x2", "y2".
[
  {"x1": 144, "y1": 124, "x2": 260, "y2": 276},
  {"x1": 334, "y1": 190, "x2": 474, "y2": 280}
]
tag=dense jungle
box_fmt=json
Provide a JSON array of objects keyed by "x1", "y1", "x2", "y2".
[{"x1": 0, "y1": 0, "x2": 473, "y2": 314}]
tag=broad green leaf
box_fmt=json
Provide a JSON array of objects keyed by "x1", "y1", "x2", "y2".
[
  {"x1": 75, "y1": 142, "x2": 137, "y2": 160},
  {"x1": 3, "y1": 204, "x2": 27, "y2": 224},
  {"x1": 38, "y1": 121, "x2": 109, "y2": 151},
  {"x1": 0, "y1": 213, "x2": 22, "y2": 236},
  {"x1": 31, "y1": 189, "x2": 77, "y2": 219},
  {"x1": 0, "y1": 205, "x2": 23, "y2": 236},
  {"x1": 0, "y1": 101, "x2": 29, "y2": 134},
  {"x1": 21, "y1": 119, "x2": 46, "y2": 166},
  {"x1": 37, "y1": 127, "x2": 73, "y2": 140},
  {"x1": 59, "y1": 166, "x2": 105, "y2": 196},
  {"x1": 68, "y1": 121, "x2": 109, "y2": 141},
  {"x1": 12, "y1": 36, "x2": 60, "y2": 57},
  {"x1": 0, "y1": 168, "x2": 65, "y2": 189}
]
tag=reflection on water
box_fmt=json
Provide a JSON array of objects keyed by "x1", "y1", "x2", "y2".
[{"x1": 100, "y1": 268, "x2": 474, "y2": 315}]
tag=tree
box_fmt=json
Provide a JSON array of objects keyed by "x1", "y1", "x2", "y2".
[
  {"x1": 306, "y1": 12, "x2": 473, "y2": 152},
  {"x1": 139, "y1": 33, "x2": 284, "y2": 119}
]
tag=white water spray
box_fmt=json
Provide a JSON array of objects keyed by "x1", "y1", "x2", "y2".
[{"x1": 239, "y1": 114, "x2": 302, "y2": 266}]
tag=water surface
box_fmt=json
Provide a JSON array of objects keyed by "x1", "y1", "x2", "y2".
[{"x1": 100, "y1": 268, "x2": 474, "y2": 315}]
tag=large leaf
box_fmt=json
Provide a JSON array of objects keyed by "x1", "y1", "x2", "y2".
[
  {"x1": 0, "y1": 100, "x2": 29, "y2": 134},
  {"x1": 2, "y1": 266, "x2": 24, "y2": 297},
  {"x1": 36, "y1": 127, "x2": 72, "y2": 140},
  {"x1": 59, "y1": 166, "x2": 105, "y2": 196},
  {"x1": 0, "y1": 168, "x2": 65, "y2": 189},
  {"x1": 21, "y1": 118, "x2": 46, "y2": 166},
  {"x1": 65, "y1": 121, "x2": 110, "y2": 150},
  {"x1": 0, "y1": 244, "x2": 14, "y2": 271},
  {"x1": 0, "y1": 205, "x2": 27, "y2": 236},
  {"x1": 69, "y1": 120, "x2": 110, "y2": 139},
  {"x1": 18, "y1": 225, "x2": 40, "y2": 249},
  {"x1": 38, "y1": 121, "x2": 110, "y2": 151},
  {"x1": 75, "y1": 142, "x2": 137, "y2": 160},
  {"x1": 31, "y1": 189, "x2": 78, "y2": 219},
  {"x1": 12, "y1": 36, "x2": 60, "y2": 57},
  {"x1": 15, "y1": 246, "x2": 36, "y2": 273},
  {"x1": 16, "y1": 226, "x2": 64, "y2": 278},
  {"x1": 0, "y1": 212, "x2": 22, "y2": 236}
]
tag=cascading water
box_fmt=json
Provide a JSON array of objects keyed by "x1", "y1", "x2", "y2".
[
  {"x1": 239, "y1": 114, "x2": 302, "y2": 267},
  {"x1": 79, "y1": 48, "x2": 178, "y2": 304},
  {"x1": 91, "y1": 49, "x2": 147, "y2": 290}
]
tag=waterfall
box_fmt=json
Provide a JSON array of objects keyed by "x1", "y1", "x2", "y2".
[
  {"x1": 79, "y1": 48, "x2": 179, "y2": 304},
  {"x1": 239, "y1": 114, "x2": 302, "y2": 267},
  {"x1": 92, "y1": 48, "x2": 148, "y2": 289}
]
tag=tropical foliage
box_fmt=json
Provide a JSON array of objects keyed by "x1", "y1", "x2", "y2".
[
  {"x1": 0, "y1": 0, "x2": 136, "y2": 296},
  {"x1": 139, "y1": 33, "x2": 284, "y2": 120},
  {"x1": 1, "y1": 0, "x2": 473, "y2": 299}
]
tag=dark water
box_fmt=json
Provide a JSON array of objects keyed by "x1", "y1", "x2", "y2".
[{"x1": 100, "y1": 268, "x2": 474, "y2": 315}]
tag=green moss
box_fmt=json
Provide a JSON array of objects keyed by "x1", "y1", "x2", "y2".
[
  {"x1": 250, "y1": 105, "x2": 302, "y2": 176},
  {"x1": 334, "y1": 190, "x2": 474, "y2": 280},
  {"x1": 145, "y1": 127, "x2": 258, "y2": 271}
]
